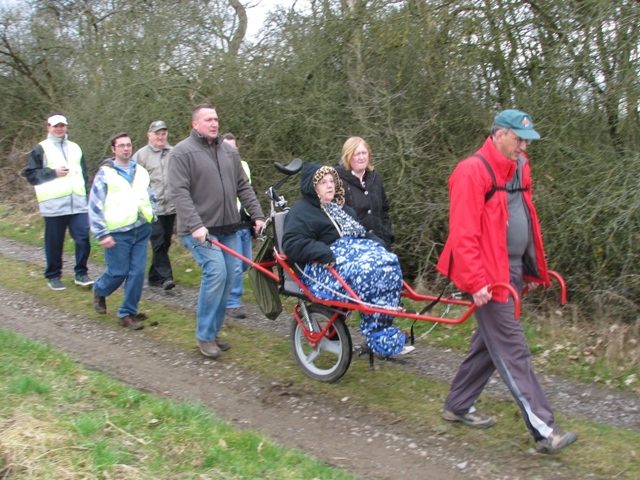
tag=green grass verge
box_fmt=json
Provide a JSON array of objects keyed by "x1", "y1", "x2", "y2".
[
  {"x1": 0, "y1": 328, "x2": 356, "y2": 479},
  {"x1": 0, "y1": 254, "x2": 639, "y2": 478}
]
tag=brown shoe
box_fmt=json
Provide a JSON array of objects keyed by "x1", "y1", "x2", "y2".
[
  {"x1": 134, "y1": 312, "x2": 148, "y2": 321},
  {"x1": 226, "y1": 307, "x2": 246, "y2": 319},
  {"x1": 195, "y1": 338, "x2": 221, "y2": 358},
  {"x1": 442, "y1": 409, "x2": 495, "y2": 429},
  {"x1": 119, "y1": 316, "x2": 144, "y2": 330},
  {"x1": 215, "y1": 338, "x2": 231, "y2": 351},
  {"x1": 535, "y1": 426, "x2": 578, "y2": 453},
  {"x1": 93, "y1": 289, "x2": 107, "y2": 314}
]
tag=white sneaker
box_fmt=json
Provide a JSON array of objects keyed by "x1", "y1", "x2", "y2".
[{"x1": 398, "y1": 345, "x2": 415, "y2": 355}]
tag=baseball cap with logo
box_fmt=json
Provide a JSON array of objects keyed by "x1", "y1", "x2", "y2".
[
  {"x1": 494, "y1": 109, "x2": 540, "y2": 140},
  {"x1": 47, "y1": 114, "x2": 68, "y2": 126},
  {"x1": 148, "y1": 120, "x2": 168, "y2": 132}
]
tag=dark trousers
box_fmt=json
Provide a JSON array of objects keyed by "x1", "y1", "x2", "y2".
[
  {"x1": 148, "y1": 214, "x2": 175, "y2": 285},
  {"x1": 43, "y1": 213, "x2": 91, "y2": 279},
  {"x1": 444, "y1": 265, "x2": 555, "y2": 441}
]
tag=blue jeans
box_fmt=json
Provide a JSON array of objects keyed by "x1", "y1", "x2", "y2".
[
  {"x1": 226, "y1": 228, "x2": 252, "y2": 309},
  {"x1": 94, "y1": 223, "x2": 151, "y2": 318},
  {"x1": 181, "y1": 233, "x2": 238, "y2": 342}
]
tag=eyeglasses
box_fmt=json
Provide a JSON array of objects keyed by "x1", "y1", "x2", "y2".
[
  {"x1": 317, "y1": 179, "x2": 335, "y2": 186},
  {"x1": 114, "y1": 143, "x2": 133, "y2": 148},
  {"x1": 508, "y1": 129, "x2": 531, "y2": 146}
]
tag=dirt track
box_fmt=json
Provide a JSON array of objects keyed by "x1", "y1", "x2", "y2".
[{"x1": 1, "y1": 236, "x2": 639, "y2": 479}]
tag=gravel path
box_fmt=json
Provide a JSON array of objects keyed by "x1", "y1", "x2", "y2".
[{"x1": 1, "y1": 235, "x2": 638, "y2": 479}]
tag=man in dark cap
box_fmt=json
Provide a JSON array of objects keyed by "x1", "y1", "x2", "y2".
[
  {"x1": 436, "y1": 110, "x2": 577, "y2": 454},
  {"x1": 133, "y1": 120, "x2": 176, "y2": 291}
]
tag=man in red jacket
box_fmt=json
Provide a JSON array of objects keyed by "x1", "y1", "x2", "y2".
[{"x1": 436, "y1": 110, "x2": 577, "y2": 454}]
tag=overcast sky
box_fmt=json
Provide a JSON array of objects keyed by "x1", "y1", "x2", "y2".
[{"x1": 245, "y1": 0, "x2": 297, "y2": 40}]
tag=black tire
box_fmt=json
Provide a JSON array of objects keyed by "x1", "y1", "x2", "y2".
[{"x1": 290, "y1": 305, "x2": 352, "y2": 382}]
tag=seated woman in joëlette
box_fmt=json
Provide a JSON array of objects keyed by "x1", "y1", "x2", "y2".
[{"x1": 282, "y1": 162, "x2": 408, "y2": 356}]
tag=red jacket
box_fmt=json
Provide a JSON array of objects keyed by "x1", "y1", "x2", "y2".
[{"x1": 436, "y1": 136, "x2": 550, "y2": 302}]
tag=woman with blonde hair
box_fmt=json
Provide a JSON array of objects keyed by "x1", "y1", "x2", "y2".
[{"x1": 335, "y1": 137, "x2": 394, "y2": 250}]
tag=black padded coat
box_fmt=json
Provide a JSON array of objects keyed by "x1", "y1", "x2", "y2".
[
  {"x1": 282, "y1": 162, "x2": 381, "y2": 266},
  {"x1": 334, "y1": 164, "x2": 394, "y2": 249}
]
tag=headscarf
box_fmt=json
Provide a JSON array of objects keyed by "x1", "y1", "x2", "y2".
[
  {"x1": 311, "y1": 165, "x2": 366, "y2": 238},
  {"x1": 312, "y1": 165, "x2": 345, "y2": 207}
]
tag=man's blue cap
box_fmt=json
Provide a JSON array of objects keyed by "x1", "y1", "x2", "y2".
[{"x1": 494, "y1": 109, "x2": 540, "y2": 140}]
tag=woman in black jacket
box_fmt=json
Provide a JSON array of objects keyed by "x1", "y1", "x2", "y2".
[{"x1": 334, "y1": 137, "x2": 394, "y2": 250}]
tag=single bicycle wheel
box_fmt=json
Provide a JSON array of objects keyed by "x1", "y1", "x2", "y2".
[{"x1": 290, "y1": 305, "x2": 352, "y2": 382}]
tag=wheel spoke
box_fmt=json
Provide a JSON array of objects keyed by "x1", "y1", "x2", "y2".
[
  {"x1": 318, "y1": 337, "x2": 342, "y2": 355},
  {"x1": 304, "y1": 347, "x2": 320, "y2": 363}
]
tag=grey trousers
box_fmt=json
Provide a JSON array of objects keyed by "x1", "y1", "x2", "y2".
[{"x1": 444, "y1": 265, "x2": 555, "y2": 440}]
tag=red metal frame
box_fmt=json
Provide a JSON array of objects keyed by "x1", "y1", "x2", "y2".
[
  {"x1": 522, "y1": 270, "x2": 567, "y2": 305},
  {"x1": 202, "y1": 155, "x2": 571, "y2": 380},
  {"x1": 206, "y1": 236, "x2": 567, "y2": 346},
  {"x1": 292, "y1": 303, "x2": 344, "y2": 348},
  {"x1": 207, "y1": 235, "x2": 280, "y2": 282}
]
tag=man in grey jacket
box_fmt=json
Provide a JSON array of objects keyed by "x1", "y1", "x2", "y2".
[
  {"x1": 133, "y1": 120, "x2": 176, "y2": 291},
  {"x1": 169, "y1": 104, "x2": 265, "y2": 359}
]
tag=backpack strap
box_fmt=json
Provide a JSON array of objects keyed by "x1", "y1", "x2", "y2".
[
  {"x1": 473, "y1": 154, "x2": 502, "y2": 202},
  {"x1": 472, "y1": 153, "x2": 529, "y2": 202}
]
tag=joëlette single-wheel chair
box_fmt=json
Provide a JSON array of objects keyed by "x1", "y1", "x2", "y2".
[{"x1": 205, "y1": 158, "x2": 567, "y2": 382}]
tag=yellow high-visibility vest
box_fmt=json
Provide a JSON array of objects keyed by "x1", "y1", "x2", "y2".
[
  {"x1": 101, "y1": 165, "x2": 153, "y2": 231},
  {"x1": 237, "y1": 160, "x2": 252, "y2": 213},
  {"x1": 34, "y1": 140, "x2": 86, "y2": 203}
]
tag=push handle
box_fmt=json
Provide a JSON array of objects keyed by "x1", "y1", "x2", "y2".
[{"x1": 521, "y1": 270, "x2": 567, "y2": 305}]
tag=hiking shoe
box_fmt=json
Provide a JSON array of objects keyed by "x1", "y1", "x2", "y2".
[
  {"x1": 226, "y1": 307, "x2": 246, "y2": 319},
  {"x1": 162, "y1": 279, "x2": 176, "y2": 291},
  {"x1": 535, "y1": 427, "x2": 577, "y2": 453},
  {"x1": 74, "y1": 274, "x2": 95, "y2": 286},
  {"x1": 48, "y1": 277, "x2": 66, "y2": 291},
  {"x1": 134, "y1": 312, "x2": 148, "y2": 321},
  {"x1": 215, "y1": 338, "x2": 231, "y2": 351},
  {"x1": 442, "y1": 409, "x2": 496, "y2": 429},
  {"x1": 119, "y1": 316, "x2": 144, "y2": 331},
  {"x1": 93, "y1": 289, "x2": 107, "y2": 314},
  {"x1": 196, "y1": 338, "x2": 221, "y2": 359}
]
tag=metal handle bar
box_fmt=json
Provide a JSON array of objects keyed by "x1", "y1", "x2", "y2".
[
  {"x1": 205, "y1": 235, "x2": 279, "y2": 282},
  {"x1": 521, "y1": 270, "x2": 567, "y2": 305}
]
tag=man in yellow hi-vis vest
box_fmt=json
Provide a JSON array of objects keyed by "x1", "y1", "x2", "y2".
[
  {"x1": 89, "y1": 132, "x2": 156, "y2": 331},
  {"x1": 24, "y1": 113, "x2": 93, "y2": 291}
]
